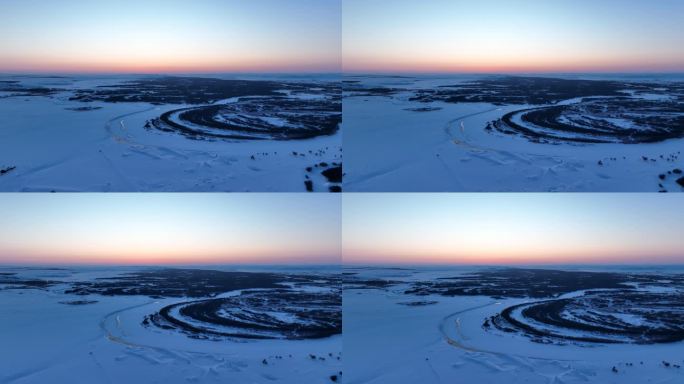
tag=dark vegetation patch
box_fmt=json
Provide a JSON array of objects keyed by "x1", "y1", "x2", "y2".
[
  {"x1": 304, "y1": 162, "x2": 343, "y2": 193},
  {"x1": 403, "y1": 76, "x2": 684, "y2": 145},
  {"x1": 0, "y1": 81, "x2": 62, "y2": 97},
  {"x1": 398, "y1": 300, "x2": 438, "y2": 307},
  {"x1": 69, "y1": 77, "x2": 283, "y2": 104},
  {"x1": 67, "y1": 269, "x2": 283, "y2": 298},
  {"x1": 656, "y1": 164, "x2": 684, "y2": 192},
  {"x1": 70, "y1": 76, "x2": 341, "y2": 105},
  {"x1": 404, "y1": 107, "x2": 442, "y2": 112},
  {"x1": 305, "y1": 180, "x2": 314, "y2": 192},
  {"x1": 347, "y1": 266, "x2": 415, "y2": 271},
  {"x1": 59, "y1": 300, "x2": 98, "y2": 305},
  {"x1": 66, "y1": 106, "x2": 102, "y2": 112},
  {"x1": 410, "y1": 76, "x2": 630, "y2": 105},
  {"x1": 321, "y1": 166, "x2": 342, "y2": 183},
  {"x1": 150, "y1": 95, "x2": 341, "y2": 141},
  {"x1": 0, "y1": 273, "x2": 58, "y2": 289},
  {"x1": 487, "y1": 291, "x2": 684, "y2": 344},
  {"x1": 405, "y1": 268, "x2": 684, "y2": 299},
  {"x1": 0, "y1": 166, "x2": 16, "y2": 176},
  {"x1": 125, "y1": 78, "x2": 343, "y2": 142},
  {"x1": 490, "y1": 97, "x2": 684, "y2": 144},
  {"x1": 65, "y1": 268, "x2": 341, "y2": 299},
  {"x1": 344, "y1": 275, "x2": 401, "y2": 290},
  {"x1": 342, "y1": 82, "x2": 401, "y2": 97},
  {"x1": 147, "y1": 289, "x2": 341, "y2": 340}
]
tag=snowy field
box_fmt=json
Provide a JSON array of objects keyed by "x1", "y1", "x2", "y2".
[
  {"x1": 343, "y1": 266, "x2": 684, "y2": 384},
  {"x1": 344, "y1": 74, "x2": 684, "y2": 192},
  {"x1": 0, "y1": 75, "x2": 341, "y2": 192},
  {"x1": 0, "y1": 266, "x2": 342, "y2": 384}
]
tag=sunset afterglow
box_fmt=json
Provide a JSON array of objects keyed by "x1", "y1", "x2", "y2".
[
  {"x1": 0, "y1": 0, "x2": 340, "y2": 74},
  {"x1": 0, "y1": 194, "x2": 340, "y2": 265},
  {"x1": 343, "y1": 194, "x2": 684, "y2": 265},
  {"x1": 343, "y1": 0, "x2": 684, "y2": 73}
]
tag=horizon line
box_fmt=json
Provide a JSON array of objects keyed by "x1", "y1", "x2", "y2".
[
  {"x1": 0, "y1": 71, "x2": 342, "y2": 77},
  {"x1": 0, "y1": 261, "x2": 341, "y2": 267},
  {"x1": 342, "y1": 261, "x2": 684, "y2": 267},
  {"x1": 343, "y1": 70, "x2": 684, "y2": 76}
]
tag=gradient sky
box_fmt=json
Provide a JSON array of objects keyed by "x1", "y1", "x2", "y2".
[
  {"x1": 0, "y1": 0, "x2": 340, "y2": 74},
  {"x1": 343, "y1": 194, "x2": 684, "y2": 265},
  {"x1": 0, "y1": 194, "x2": 340, "y2": 265},
  {"x1": 344, "y1": 0, "x2": 684, "y2": 73}
]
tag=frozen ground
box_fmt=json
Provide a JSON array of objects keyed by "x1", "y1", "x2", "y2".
[
  {"x1": 0, "y1": 75, "x2": 341, "y2": 192},
  {"x1": 0, "y1": 266, "x2": 342, "y2": 384},
  {"x1": 343, "y1": 266, "x2": 684, "y2": 384},
  {"x1": 344, "y1": 74, "x2": 684, "y2": 192}
]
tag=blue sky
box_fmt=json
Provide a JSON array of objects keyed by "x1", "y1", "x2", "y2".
[
  {"x1": 344, "y1": 0, "x2": 684, "y2": 73},
  {"x1": 0, "y1": 0, "x2": 341, "y2": 73},
  {"x1": 0, "y1": 194, "x2": 341, "y2": 265},
  {"x1": 344, "y1": 194, "x2": 684, "y2": 264}
]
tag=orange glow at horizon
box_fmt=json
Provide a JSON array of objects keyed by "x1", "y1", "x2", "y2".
[
  {"x1": 343, "y1": 50, "x2": 684, "y2": 74},
  {"x1": 0, "y1": 252, "x2": 336, "y2": 266},
  {"x1": 1, "y1": 56, "x2": 339, "y2": 75},
  {"x1": 342, "y1": 194, "x2": 684, "y2": 265},
  {"x1": 0, "y1": 242, "x2": 337, "y2": 265},
  {"x1": 343, "y1": 0, "x2": 684, "y2": 74},
  {"x1": 343, "y1": 61, "x2": 684, "y2": 75},
  {"x1": 0, "y1": 0, "x2": 341, "y2": 74},
  {"x1": 342, "y1": 250, "x2": 684, "y2": 266},
  {"x1": 0, "y1": 194, "x2": 341, "y2": 266}
]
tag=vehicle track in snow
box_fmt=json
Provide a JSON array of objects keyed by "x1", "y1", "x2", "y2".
[{"x1": 438, "y1": 300, "x2": 581, "y2": 363}]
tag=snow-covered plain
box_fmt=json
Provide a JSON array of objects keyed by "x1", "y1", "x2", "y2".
[
  {"x1": 0, "y1": 266, "x2": 342, "y2": 384},
  {"x1": 0, "y1": 75, "x2": 341, "y2": 192},
  {"x1": 344, "y1": 75, "x2": 684, "y2": 192},
  {"x1": 343, "y1": 266, "x2": 684, "y2": 384}
]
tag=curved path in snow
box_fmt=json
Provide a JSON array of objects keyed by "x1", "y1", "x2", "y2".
[{"x1": 438, "y1": 299, "x2": 580, "y2": 362}]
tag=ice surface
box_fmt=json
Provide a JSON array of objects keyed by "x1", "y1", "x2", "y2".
[
  {"x1": 344, "y1": 75, "x2": 684, "y2": 192},
  {"x1": 0, "y1": 267, "x2": 342, "y2": 384},
  {"x1": 0, "y1": 75, "x2": 342, "y2": 192},
  {"x1": 343, "y1": 266, "x2": 684, "y2": 383}
]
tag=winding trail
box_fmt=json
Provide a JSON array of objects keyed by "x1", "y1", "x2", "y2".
[
  {"x1": 99, "y1": 300, "x2": 159, "y2": 349},
  {"x1": 440, "y1": 104, "x2": 596, "y2": 186},
  {"x1": 103, "y1": 105, "x2": 197, "y2": 161},
  {"x1": 438, "y1": 301, "x2": 500, "y2": 353},
  {"x1": 438, "y1": 299, "x2": 581, "y2": 363},
  {"x1": 443, "y1": 107, "x2": 502, "y2": 149},
  {"x1": 444, "y1": 107, "x2": 537, "y2": 165},
  {"x1": 98, "y1": 105, "x2": 225, "y2": 191},
  {"x1": 103, "y1": 106, "x2": 158, "y2": 145},
  {"x1": 100, "y1": 299, "x2": 215, "y2": 360}
]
